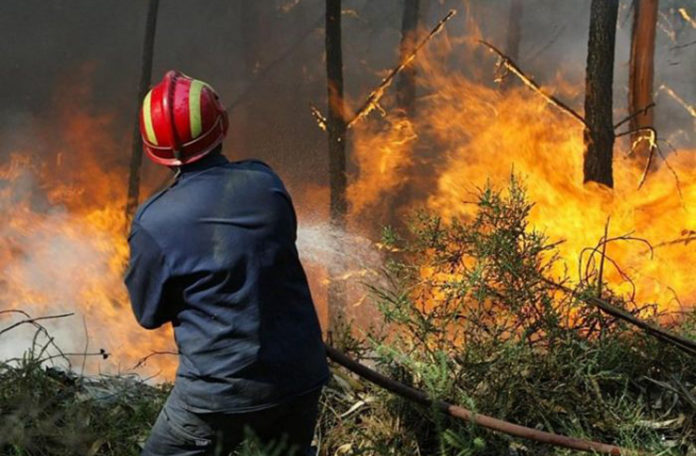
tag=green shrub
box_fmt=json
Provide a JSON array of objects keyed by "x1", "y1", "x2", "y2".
[
  {"x1": 319, "y1": 177, "x2": 696, "y2": 455},
  {"x1": 0, "y1": 350, "x2": 168, "y2": 455}
]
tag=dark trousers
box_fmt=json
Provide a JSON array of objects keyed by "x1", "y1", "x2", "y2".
[{"x1": 142, "y1": 387, "x2": 322, "y2": 456}]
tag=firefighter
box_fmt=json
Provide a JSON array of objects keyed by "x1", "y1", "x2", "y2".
[{"x1": 125, "y1": 70, "x2": 329, "y2": 456}]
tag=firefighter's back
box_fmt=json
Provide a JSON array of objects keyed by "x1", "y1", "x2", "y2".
[{"x1": 134, "y1": 153, "x2": 329, "y2": 413}]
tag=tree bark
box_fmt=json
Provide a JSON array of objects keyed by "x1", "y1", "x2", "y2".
[
  {"x1": 396, "y1": 0, "x2": 420, "y2": 116},
  {"x1": 326, "y1": 0, "x2": 347, "y2": 329},
  {"x1": 583, "y1": 0, "x2": 619, "y2": 188},
  {"x1": 628, "y1": 0, "x2": 658, "y2": 160},
  {"x1": 125, "y1": 0, "x2": 159, "y2": 228}
]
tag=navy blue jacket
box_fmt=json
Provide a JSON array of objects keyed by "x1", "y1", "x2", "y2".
[{"x1": 125, "y1": 153, "x2": 329, "y2": 412}]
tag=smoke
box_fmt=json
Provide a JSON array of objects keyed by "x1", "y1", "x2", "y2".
[{"x1": 0, "y1": 165, "x2": 102, "y2": 368}]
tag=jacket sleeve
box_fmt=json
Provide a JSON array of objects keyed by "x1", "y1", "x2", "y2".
[{"x1": 124, "y1": 223, "x2": 174, "y2": 329}]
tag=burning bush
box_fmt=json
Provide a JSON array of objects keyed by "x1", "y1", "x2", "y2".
[
  {"x1": 1, "y1": 179, "x2": 694, "y2": 455},
  {"x1": 319, "y1": 178, "x2": 696, "y2": 455}
]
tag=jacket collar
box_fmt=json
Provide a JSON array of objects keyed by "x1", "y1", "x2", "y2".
[{"x1": 178, "y1": 153, "x2": 229, "y2": 174}]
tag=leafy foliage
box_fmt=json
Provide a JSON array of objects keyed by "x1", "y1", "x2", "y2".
[
  {"x1": 318, "y1": 178, "x2": 696, "y2": 455},
  {"x1": 0, "y1": 352, "x2": 168, "y2": 455}
]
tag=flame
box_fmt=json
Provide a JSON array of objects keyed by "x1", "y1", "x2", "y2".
[
  {"x1": 0, "y1": 70, "x2": 175, "y2": 379},
  {"x1": 2, "y1": 14, "x2": 695, "y2": 382},
  {"x1": 348, "y1": 33, "x2": 696, "y2": 315}
]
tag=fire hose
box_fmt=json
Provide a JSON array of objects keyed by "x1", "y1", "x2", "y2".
[{"x1": 324, "y1": 345, "x2": 641, "y2": 456}]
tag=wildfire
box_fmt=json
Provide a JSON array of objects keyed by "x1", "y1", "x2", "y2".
[
  {"x1": 1, "y1": 15, "x2": 694, "y2": 382},
  {"x1": 0, "y1": 74, "x2": 175, "y2": 379},
  {"x1": 349, "y1": 31, "x2": 696, "y2": 315}
]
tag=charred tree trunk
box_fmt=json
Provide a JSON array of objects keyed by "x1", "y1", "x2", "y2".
[
  {"x1": 326, "y1": 0, "x2": 347, "y2": 329},
  {"x1": 628, "y1": 0, "x2": 658, "y2": 160},
  {"x1": 396, "y1": 0, "x2": 420, "y2": 115},
  {"x1": 125, "y1": 0, "x2": 159, "y2": 227},
  {"x1": 583, "y1": 0, "x2": 618, "y2": 188}
]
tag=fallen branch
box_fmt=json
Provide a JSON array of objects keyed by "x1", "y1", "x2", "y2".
[
  {"x1": 325, "y1": 345, "x2": 639, "y2": 455},
  {"x1": 540, "y1": 277, "x2": 696, "y2": 357},
  {"x1": 345, "y1": 9, "x2": 456, "y2": 128},
  {"x1": 478, "y1": 39, "x2": 586, "y2": 127},
  {"x1": 310, "y1": 9, "x2": 457, "y2": 131}
]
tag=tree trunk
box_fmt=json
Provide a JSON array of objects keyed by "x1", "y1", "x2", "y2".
[
  {"x1": 396, "y1": 0, "x2": 420, "y2": 116},
  {"x1": 628, "y1": 0, "x2": 658, "y2": 160},
  {"x1": 326, "y1": 0, "x2": 347, "y2": 330},
  {"x1": 125, "y1": 0, "x2": 159, "y2": 228},
  {"x1": 583, "y1": 0, "x2": 619, "y2": 188}
]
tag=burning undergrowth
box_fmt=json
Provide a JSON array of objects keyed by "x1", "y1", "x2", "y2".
[
  {"x1": 320, "y1": 179, "x2": 696, "y2": 456},
  {"x1": 0, "y1": 5, "x2": 695, "y2": 453}
]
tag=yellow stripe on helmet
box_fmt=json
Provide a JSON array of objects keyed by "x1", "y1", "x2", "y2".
[
  {"x1": 142, "y1": 90, "x2": 158, "y2": 145},
  {"x1": 189, "y1": 80, "x2": 205, "y2": 139}
]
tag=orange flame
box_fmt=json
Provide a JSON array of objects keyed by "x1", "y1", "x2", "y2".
[
  {"x1": 348, "y1": 33, "x2": 696, "y2": 315},
  {"x1": 0, "y1": 69, "x2": 175, "y2": 379}
]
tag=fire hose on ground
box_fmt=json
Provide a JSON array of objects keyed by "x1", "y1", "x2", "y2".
[{"x1": 324, "y1": 345, "x2": 640, "y2": 456}]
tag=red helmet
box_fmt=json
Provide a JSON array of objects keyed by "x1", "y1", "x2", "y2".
[{"x1": 139, "y1": 71, "x2": 229, "y2": 166}]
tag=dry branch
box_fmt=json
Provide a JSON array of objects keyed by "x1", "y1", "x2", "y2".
[
  {"x1": 478, "y1": 40, "x2": 586, "y2": 127},
  {"x1": 614, "y1": 102, "x2": 655, "y2": 130},
  {"x1": 310, "y1": 9, "x2": 456, "y2": 132},
  {"x1": 614, "y1": 123, "x2": 683, "y2": 197},
  {"x1": 346, "y1": 9, "x2": 456, "y2": 128},
  {"x1": 0, "y1": 312, "x2": 75, "y2": 337},
  {"x1": 540, "y1": 277, "x2": 696, "y2": 357},
  {"x1": 651, "y1": 234, "x2": 696, "y2": 250},
  {"x1": 325, "y1": 345, "x2": 640, "y2": 455},
  {"x1": 132, "y1": 350, "x2": 178, "y2": 370},
  {"x1": 659, "y1": 85, "x2": 696, "y2": 117}
]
